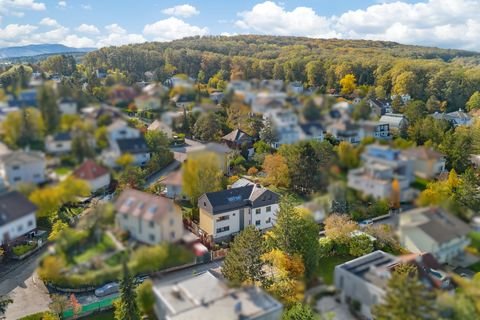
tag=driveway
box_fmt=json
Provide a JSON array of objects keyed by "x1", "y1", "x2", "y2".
[
  {"x1": 316, "y1": 296, "x2": 354, "y2": 320},
  {"x1": 0, "y1": 250, "x2": 51, "y2": 319}
]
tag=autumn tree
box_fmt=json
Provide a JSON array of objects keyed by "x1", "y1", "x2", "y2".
[
  {"x1": 349, "y1": 233, "x2": 374, "y2": 257},
  {"x1": 336, "y1": 141, "x2": 359, "y2": 170},
  {"x1": 339, "y1": 73, "x2": 356, "y2": 95},
  {"x1": 136, "y1": 280, "x2": 155, "y2": 318},
  {"x1": 1, "y1": 108, "x2": 45, "y2": 148},
  {"x1": 69, "y1": 294, "x2": 82, "y2": 319},
  {"x1": 117, "y1": 167, "x2": 145, "y2": 191},
  {"x1": 324, "y1": 214, "x2": 358, "y2": 244},
  {"x1": 116, "y1": 153, "x2": 135, "y2": 168},
  {"x1": 466, "y1": 91, "x2": 480, "y2": 111},
  {"x1": 282, "y1": 303, "x2": 317, "y2": 320},
  {"x1": 351, "y1": 99, "x2": 371, "y2": 120},
  {"x1": 222, "y1": 226, "x2": 266, "y2": 286},
  {"x1": 267, "y1": 197, "x2": 320, "y2": 281},
  {"x1": 390, "y1": 179, "x2": 400, "y2": 209},
  {"x1": 263, "y1": 154, "x2": 290, "y2": 188},
  {"x1": 182, "y1": 152, "x2": 223, "y2": 205},
  {"x1": 49, "y1": 294, "x2": 69, "y2": 318},
  {"x1": 372, "y1": 264, "x2": 439, "y2": 320}
]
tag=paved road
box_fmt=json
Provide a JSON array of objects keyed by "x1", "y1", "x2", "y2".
[{"x1": 0, "y1": 249, "x2": 51, "y2": 319}]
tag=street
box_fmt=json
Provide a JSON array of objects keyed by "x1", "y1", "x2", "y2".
[{"x1": 0, "y1": 249, "x2": 51, "y2": 319}]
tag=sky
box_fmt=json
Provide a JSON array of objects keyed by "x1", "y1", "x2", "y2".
[{"x1": 0, "y1": 0, "x2": 479, "y2": 51}]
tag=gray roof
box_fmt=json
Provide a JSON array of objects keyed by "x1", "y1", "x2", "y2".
[
  {"x1": 50, "y1": 132, "x2": 72, "y2": 142},
  {"x1": 1, "y1": 150, "x2": 45, "y2": 166},
  {"x1": 0, "y1": 191, "x2": 36, "y2": 226},
  {"x1": 379, "y1": 113, "x2": 407, "y2": 128},
  {"x1": 116, "y1": 137, "x2": 149, "y2": 154},
  {"x1": 221, "y1": 129, "x2": 252, "y2": 143},
  {"x1": 201, "y1": 185, "x2": 279, "y2": 215}
]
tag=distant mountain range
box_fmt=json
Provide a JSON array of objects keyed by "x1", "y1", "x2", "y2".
[{"x1": 0, "y1": 44, "x2": 96, "y2": 59}]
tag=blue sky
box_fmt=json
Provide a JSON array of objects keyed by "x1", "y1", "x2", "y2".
[{"x1": 0, "y1": 0, "x2": 478, "y2": 51}]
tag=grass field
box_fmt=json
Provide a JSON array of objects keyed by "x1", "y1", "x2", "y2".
[{"x1": 317, "y1": 255, "x2": 354, "y2": 285}]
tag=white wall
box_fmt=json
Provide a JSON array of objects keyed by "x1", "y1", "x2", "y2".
[
  {"x1": 59, "y1": 102, "x2": 77, "y2": 115},
  {"x1": 46, "y1": 140, "x2": 72, "y2": 154},
  {"x1": 0, "y1": 212, "x2": 36, "y2": 245},
  {"x1": 108, "y1": 125, "x2": 140, "y2": 142},
  {"x1": 1, "y1": 160, "x2": 46, "y2": 187},
  {"x1": 87, "y1": 174, "x2": 111, "y2": 192}
]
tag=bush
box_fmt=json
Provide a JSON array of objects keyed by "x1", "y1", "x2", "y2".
[
  {"x1": 349, "y1": 233, "x2": 374, "y2": 257},
  {"x1": 247, "y1": 167, "x2": 259, "y2": 176},
  {"x1": 19, "y1": 311, "x2": 59, "y2": 320},
  {"x1": 318, "y1": 237, "x2": 334, "y2": 257},
  {"x1": 12, "y1": 242, "x2": 37, "y2": 256}
]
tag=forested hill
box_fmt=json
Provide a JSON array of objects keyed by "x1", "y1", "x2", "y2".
[{"x1": 83, "y1": 35, "x2": 480, "y2": 109}]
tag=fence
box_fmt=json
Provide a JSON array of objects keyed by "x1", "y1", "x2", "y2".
[{"x1": 62, "y1": 294, "x2": 118, "y2": 319}]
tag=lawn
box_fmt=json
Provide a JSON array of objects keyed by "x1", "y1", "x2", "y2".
[
  {"x1": 468, "y1": 261, "x2": 480, "y2": 273},
  {"x1": 317, "y1": 255, "x2": 354, "y2": 285},
  {"x1": 468, "y1": 232, "x2": 480, "y2": 250},
  {"x1": 411, "y1": 177, "x2": 429, "y2": 190},
  {"x1": 85, "y1": 311, "x2": 114, "y2": 320},
  {"x1": 54, "y1": 166, "x2": 72, "y2": 176},
  {"x1": 73, "y1": 234, "x2": 116, "y2": 264}
]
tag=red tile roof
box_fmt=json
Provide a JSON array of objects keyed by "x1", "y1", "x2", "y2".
[{"x1": 72, "y1": 159, "x2": 109, "y2": 181}]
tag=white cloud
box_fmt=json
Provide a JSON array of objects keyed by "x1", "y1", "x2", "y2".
[
  {"x1": 0, "y1": 24, "x2": 38, "y2": 40},
  {"x1": 39, "y1": 17, "x2": 60, "y2": 27},
  {"x1": 76, "y1": 23, "x2": 100, "y2": 34},
  {"x1": 97, "y1": 23, "x2": 145, "y2": 47},
  {"x1": 62, "y1": 34, "x2": 95, "y2": 48},
  {"x1": 0, "y1": 0, "x2": 46, "y2": 12},
  {"x1": 235, "y1": 1, "x2": 339, "y2": 38},
  {"x1": 234, "y1": 0, "x2": 480, "y2": 51},
  {"x1": 162, "y1": 4, "x2": 199, "y2": 18},
  {"x1": 81, "y1": 4, "x2": 92, "y2": 10},
  {"x1": 58, "y1": 1, "x2": 67, "y2": 7},
  {"x1": 143, "y1": 17, "x2": 208, "y2": 41}
]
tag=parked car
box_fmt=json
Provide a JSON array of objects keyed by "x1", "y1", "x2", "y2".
[
  {"x1": 359, "y1": 219, "x2": 374, "y2": 227},
  {"x1": 94, "y1": 282, "x2": 119, "y2": 297}
]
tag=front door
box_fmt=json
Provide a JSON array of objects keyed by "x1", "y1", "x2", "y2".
[{"x1": 239, "y1": 209, "x2": 244, "y2": 231}]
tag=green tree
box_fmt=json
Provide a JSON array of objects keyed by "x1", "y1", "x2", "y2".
[
  {"x1": 268, "y1": 197, "x2": 320, "y2": 281},
  {"x1": 0, "y1": 296, "x2": 12, "y2": 314},
  {"x1": 1, "y1": 108, "x2": 45, "y2": 148},
  {"x1": 282, "y1": 303, "x2": 317, "y2": 320},
  {"x1": 403, "y1": 100, "x2": 427, "y2": 125},
  {"x1": 260, "y1": 118, "x2": 278, "y2": 146},
  {"x1": 222, "y1": 226, "x2": 266, "y2": 286},
  {"x1": 372, "y1": 264, "x2": 439, "y2": 320},
  {"x1": 336, "y1": 141, "x2": 359, "y2": 170},
  {"x1": 302, "y1": 99, "x2": 321, "y2": 121},
  {"x1": 466, "y1": 91, "x2": 480, "y2": 111},
  {"x1": 136, "y1": 280, "x2": 155, "y2": 317},
  {"x1": 114, "y1": 261, "x2": 140, "y2": 320},
  {"x1": 351, "y1": 99, "x2": 371, "y2": 120},
  {"x1": 117, "y1": 167, "x2": 145, "y2": 191},
  {"x1": 193, "y1": 112, "x2": 222, "y2": 141},
  {"x1": 375, "y1": 86, "x2": 387, "y2": 100},
  {"x1": 349, "y1": 233, "x2": 374, "y2": 257},
  {"x1": 38, "y1": 85, "x2": 60, "y2": 133},
  {"x1": 145, "y1": 130, "x2": 170, "y2": 153}
]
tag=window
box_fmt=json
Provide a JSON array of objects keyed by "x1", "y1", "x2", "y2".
[
  {"x1": 255, "y1": 208, "x2": 261, "y2": 215},
  {"x1": 13, "y1": 177, "x2": 21, "y2": 182},
  {"x1": 56, "y1": 143, "x2": 63, "y2": 148},
  {"x1": 170, "y1": 218, "x2": 175, "y2": 226},
  {"x1": 12, "y1": 165, "x2": 20, "y2": 170},
  {"x1": 266, "y1": 206, "x2": 271, "y2": 212},
  {"x1": 216, "y1": 215, "x2": 230, "y2": 222},
  {"x1": 149, "y1": 221, "x2": 155, "y2": 228},
  {"x1": 203, "y1": 202, "x2": 207, "y2": 207},
  {"x1": 17, "y1": 225, "x2": 23, "y2": 232},
  {"x1": 266, "y1": 217, "x2": 271, "y2": 224},
  {"x1": 149, "y1": 234, "x2": 155, "y2": 242},
  {"x1": 28, "y1": 220, "x2": 33, "y2": 227},
  {"x1": 255, "y1": 220, "x2": 261, "y2": 226},
  {"x1": 216, "y1": 226, "x2": 230, "y2": 233},
  {"x1": 170, "y1": 231, "x2": 176, "y2": 239},
  {"x1": 123, "y1": 213, "x2": 128, "y2": 220}
]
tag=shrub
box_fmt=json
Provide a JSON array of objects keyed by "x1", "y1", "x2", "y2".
[
  {"x1": 19, "y1": 311, "x2": 59, "y2": 320},
  {"x1": 247, "y1": 167, "x2": 259, "y2": 176},
  {"x1": 12, "y1": 243, "x2": 37, "y2": 256},
  {"x1": 349, "y1": 233, "x2": 374, "y2": 257},
  {"x1": 318, "y1": 237, "x2": 334, "y2": 257}
]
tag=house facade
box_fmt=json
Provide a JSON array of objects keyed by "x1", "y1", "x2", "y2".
[
  {"x1": 115, "y1": 189, "x2": 184, "y2": 245},
  {"x1": 0, "y1": 191, "x2": 37, "y2": 245},
  {"x1": 45, "y1": 132, "x2": 72, "y2": 154},
  {"x1": 72, "y1": 159, "x2": 111, "y2": 193},
  {"x1": 402, "y1": 147, "x2": 446, "y2": 179},
  {"x1": 198, "y1": 185, "x2": 280, "y2": 241},
  {"x1": 397, "y1": 207, "x2": 471, "y2": 264},
  {"x1": 0, "y1": 151, "x2": 46, "y2": 187},
  {"x1": 58, "y1": 98, "x2": 78, "y2": 115},
  {"x1": 379, "y1": 113, "x2": 409, "y2": 132}
]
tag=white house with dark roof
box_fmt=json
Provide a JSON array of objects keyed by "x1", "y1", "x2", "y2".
[
  {"x1": 398, "y1": 207, "x2": 471, "y2": 264},
  {"x1": 153, "y1": 270, "x2": 283, "y2": 320},
  {"x1": 379, "y1": 113, "x2": 409, "y2": 132},
  {"x1": 115, "y1": 189, "x2": 184, "y2": 245},
  {"x1": 57, "y1": 97, "x2": 78, "y2": 115},
  {"x1": 198, "y1": 185, "x2": 280, "y2": 241},
  {"x1": 45, "y1": 132, "x2": 73, "y2": 154},
  {"x1": 0, "y1": 150, "x2": 46, "y2": 187},
  {"x1": 431, "y1": 109, "x2": 472, "y2": 127},
  {"x1": 0, "y1": 191, "x2": 37, "y2": 245}
]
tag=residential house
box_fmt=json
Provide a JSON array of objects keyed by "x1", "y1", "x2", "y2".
[
  {"x1": 171, "y1": 94, "x2": 194, "y2": 108},
  {"x1": 368, "y1": 99, "x2": 392, "y2": 117},
  {"x1": 402, "y1": 146, "x2": 446, "y2": 179},
  {"x1": 398, "y1": 207, "x2": 471, "y2": 264},
  {"x1": 263, "y1": 108, "x2": 302, "y2": 148},
  {"x1": 335, "y1": 250, "x2": 451, "y2": 320},
  {"x1": 148, "y1": 120, "x2": 173, "y2": 138},
  {"x1": 348, "y1": 145, "x2": 415, "y2": 201},
  {"x1": 187, "y1": 143, "x2": 232, "y2": 175},
  {"x1": 258, "y1": 79, "x2": 284, "y2": 92},
  {"x1": 209, "y1": 92, "x2": 224, "y2": 104},
  {"x1": 287, "y1": 81, "x2": 303, "y2": 95},
  {"x1": 57, "y1": 98, "x2": 78, "y2": 115},
  {"x1": 115, "y1": 189, "x2": 184, "y2": 245},
  {"x1": 109, "y1": 85, "x2": 136, "y2": 106},
  {"x1": 115, "y1": 137, "x2": 151, "y2": 166},
  {"x1": 160, "y1": 170, "x2": 185, "y2": 200},
  {"x1": 221, "y1": 129, "x2": 254, "y2": 154},
  {"x1": 0, "y1": 150, "x2": 46, "y2": 187},
  {"x1": 134, "y1": 95, "x2": 161, "y2": 111},
  {"x1": 299, "y1": 122, "x2": 324, "y2": 142},
  {"x1": 0, "y1": 191, "x2": 37, "y2": 246},
  {"x1": 81, "y1": 104, "x2": 123, "y2": 123},
  {"x1": 198, "y1": 184, "x2": 280, "y2": 241},
  {"x1": 379, "y1": 113, "x2": 409, "y2": 132},
  {"x1": 326, "y1": 120, "x2": 362, "y2": 144},
  {"x1": 153, "y1": 270, "x2": 283, "y2": 320},
  {"x1": 107, "y1": 119, "x2": 141, "y2": 142},
  {"x1": 72, "y1": 159, "x2": 111, "y2": 193},
  {"x1": 358, "y1": 121, "x2": 391, "y2": 140},
  {"x1": 45, "y1": 132, "x2": 72, "y2": 154},
  {"x1": 251, "y1": 92, "x2": 286, "y2": 114},
  {"x1": 432, "y1": 109, "x2": 472, "y2": 127}
]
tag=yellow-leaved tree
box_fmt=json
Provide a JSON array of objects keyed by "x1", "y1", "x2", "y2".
[
  {"x1": 263, "y1": 154, "x2": 290, "y2": 188},
  {"x1": 339, "y1": 73, "x2": 357, "y2": 95},
  {"x1": 182, "y1": 152, "x2": 223, "y2": 206}
]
